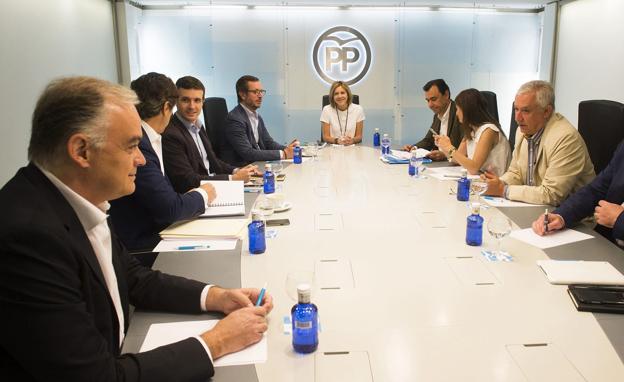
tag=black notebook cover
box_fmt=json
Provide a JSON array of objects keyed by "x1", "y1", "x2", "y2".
[{"x1": 568, "y1": 284, "x2": 624, "y2": 314}]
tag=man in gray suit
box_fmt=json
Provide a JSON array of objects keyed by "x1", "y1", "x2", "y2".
[{"x1": 220, "y1": 75, "x2": 298, "y2": 167}]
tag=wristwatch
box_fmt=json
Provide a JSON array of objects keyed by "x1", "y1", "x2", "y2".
[
  {"x1": 447, "y1": 147, "x2": 456, "y2": 161},
  {"x1": 334, "y1": 137, "x2": 339, "y2": 144}
]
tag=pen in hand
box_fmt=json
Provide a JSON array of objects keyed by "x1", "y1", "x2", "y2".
[
  {"x1": 255, "y1": 282, "x2": 267, "y2": 307},
  {"x1": 543, "y1": 208, "x2": 549, "y2": 234}
]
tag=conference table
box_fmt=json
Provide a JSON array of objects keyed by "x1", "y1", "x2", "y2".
[{"x1": 123, "y1": 145, "x2": 624, "y2": 381}]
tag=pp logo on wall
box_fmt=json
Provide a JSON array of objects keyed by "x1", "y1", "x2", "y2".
[{"x1": 312, "y1": 26, "x2": 372, "y2": 86}]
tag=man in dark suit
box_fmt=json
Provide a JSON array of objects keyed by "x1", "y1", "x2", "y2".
[
  {"x1": 110, "y1": 73, "x2": 216, "y2": 256},
  {"x1": 0, "y1": 77, "x2": 273, "y2": 381},
  {"x1": 532, "y1": 141, "x2": 624, "y2": 248},
  {"x1": 402, "y1": 79, "x2": 462, "y2": 161},
  {"x1": 220, "y1": 75, "x2": 298, "y2": 167},
  {"x1": 163, "y1": 76, "x2": 257, "y2": 194}
]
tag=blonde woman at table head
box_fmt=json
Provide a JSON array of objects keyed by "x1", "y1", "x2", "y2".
[
  {"x1": 435, "y1": 88, "x2": 511, "y2": 176},
  {"x1": 321, "y1": 81, "x2": 365, "y2": 145}
]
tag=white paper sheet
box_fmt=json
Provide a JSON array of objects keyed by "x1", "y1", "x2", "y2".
[
  {"x1": 427, "y1": 166, "x2": 480, "y2": 181},
  {"x1": 483, "y1": 196, "x2": 546, "y2": 208},
  {"x1": 536, "y1": 260, "x2": 624, "y2": 285},
  {"x1": 153, "y1": 239, "x2": 238, "y2": 253},
  {"x1": 510, "y1": 228, "x2": 593, "y2": 249},
  {"x1": 140, "y1": 320, "x2": 267, "y2": 367},
  {"x1": 389, "y1": 148, "x2": 430, "y2": 160}
]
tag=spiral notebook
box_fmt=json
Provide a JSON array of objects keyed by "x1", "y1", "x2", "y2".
[{"x1": 200, "y1": 180, "x2": 245, "y2": 217}]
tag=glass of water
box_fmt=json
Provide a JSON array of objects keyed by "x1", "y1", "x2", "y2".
[
  {"x1": 470, "y1": 178, "x2": 488, "y2": 204},
  {"x1": 487, "y1": 216, "x2": 512, "y2": 258},
  {"x1": 268, "y1": 160, "x2": 283, "y2": 175}
]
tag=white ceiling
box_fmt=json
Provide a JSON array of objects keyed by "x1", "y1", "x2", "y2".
[{"x1": 131, "y1": 0, "x2": 554, "y2": 10}]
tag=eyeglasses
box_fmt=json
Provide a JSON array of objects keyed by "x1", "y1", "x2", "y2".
[{"x1": 247, "y1": 89, "x2": 267, "y2": 96}]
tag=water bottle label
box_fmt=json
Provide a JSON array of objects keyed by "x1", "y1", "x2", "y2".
[{"x1": 294, "y1": 320, "x2": 313, "y2": 329}]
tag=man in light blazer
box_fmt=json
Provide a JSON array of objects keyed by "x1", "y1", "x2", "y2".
[
  {"x1": 0, "y1": 77, "x2": 273, "y2": 381},
  {"x1": 484, "y1": 80, "x2": 595, "y2": 206},
  {"x1": 220, "y1": 75, "x2": 298, "y2": 167}
]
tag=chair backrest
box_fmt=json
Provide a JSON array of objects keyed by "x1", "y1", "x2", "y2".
[
  {"x1": 321, "y1": 94, "x2": 360, "y2": 109},
  {"x1": 480, "y1": 90, "x2": 499, "y2": 124},
  {"x1": 202, "y1": 97, "x2": 229, "y2": 155},
  {"x1": 321, "y1": 95, "x2": 360, "y2": 141},
  {"x1": 509, "y1": 102, "x2": 518, "y2": 149},
  {"x1": 578, "y1": 100, "x2": 624, "y2": 174}
]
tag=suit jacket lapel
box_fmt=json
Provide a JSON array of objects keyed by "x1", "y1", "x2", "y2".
[
  {"x1": 174, "y1": 115, "x2": 209, "y2": 174},
  {"x1": 25, "y1": 164, "x2": 109, "y2": 293},
  {"x1": 238, "y1": 105, "x2": 260, "y2": 150}
]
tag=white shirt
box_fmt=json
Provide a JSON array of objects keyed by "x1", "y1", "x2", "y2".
[
  {"x1": 38, "y1": 166, "x2": 214, "y2": 360},
  {"x1": 177, "y1": 112, "x2": 212, "y2": 175},
  {"x1": 38, "y1": 166, "x2": 126, "y2": 347},
  {"x1": 240, "y1": 103, "x2": 260, "y2": 143},
  {"x1": 466, "y1": 123, "x2": 511, "y2": 177},
  {"x1": 320, "y1": 103, "x2": 365, "y2": 139},
  {"x1": 438, "y1": 102, "x2": 451, "y2": 137},
  {"x1": 146, "y1": 118, "x2": 209, "y2": 203},
  {"x1": 141, "y1": 121, "x2": 164, "y2": 175}
]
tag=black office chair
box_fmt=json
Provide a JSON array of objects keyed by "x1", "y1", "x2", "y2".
[
  {"x1": 578, "y1": 100, "x2": 624, "y2": 174},
  {"x1": 480, "y1": 91, "x2": 499, "y2": 124},
  {"x1": 321, "y1": 95, "x2": 360, "y2": 141},
  {"x1": 202, "y1": 97, "x2": 229, "y2": 156},
  {"x1": 509, "y1": 102, "x2": 518, "y2": 149}
]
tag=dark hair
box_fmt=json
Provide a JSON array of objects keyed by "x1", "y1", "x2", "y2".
[
  {"x1": 455, "y1": 88, "x2": 502, "y2": 140},
  {"x1": 423, "y1": 79, "x2": 450, "y2": 98},
  {"x1": 28, "y1": 76, "x2": 137, "y2": 168},
  {"x1": 175, "y1": 76, "x2": 205, "y2": 99},
  {"x1": 236, "y1": 75, "x2": 260, "y2": 102},
  {"x1": 131, "y1": 72, "x2": 178, "y2": 120}
]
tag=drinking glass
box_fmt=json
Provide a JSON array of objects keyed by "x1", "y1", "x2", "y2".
[
  {"x1": 252, "y1": 194, "x2": 274, "y2": 217},
  {"x1": 268, "y1": 160, "x2": 284, "y2": 175},
  {"x1": 487, "y1": 216, "x2": 512, "y2": 258},
  {"x1": 470, "y1": 178, "x2": 488, "y2": 204},
  {"x1": 285, "y1": 270, "x2": 315, "y2": 302},
  {"x1": 305, "y1": 142, "x2": 319, "y2": 161}
]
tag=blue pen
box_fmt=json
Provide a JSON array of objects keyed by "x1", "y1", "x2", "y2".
[
  {"x1": 255, "y1": 282, "x2": 267, "y2": 307},
  {"x1": 176, "y1": 245, "x2": 210, "y2": 250}
]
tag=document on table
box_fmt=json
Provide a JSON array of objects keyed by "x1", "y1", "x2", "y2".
[
  {"x1": 160, "y1": 218, "x2": 249, "y2": 240},
  {"x1": 390, "y1": 148, "x2": 430, "y2": 160},
  {"x1": 483, "y1": 196, "x2": 546, "y2": 208},
  {"x1": 510, "y1": 228, "x2": 593, "y2": 249},
  {"x1": 140, "y1": 320, "x2": 267, "y2": 367},
  {"x1": 153, "y1": 239, "x2": 238, "y2": 252},
  {"x1": 537, "y1": 260, "x2": 624, "y2": 285},
  {"x1": 200, "y1": 180, "x2": 245, "y2": 217},
  {"x1": 427, "y1": 166, "x2": 480, "y2": 180}
]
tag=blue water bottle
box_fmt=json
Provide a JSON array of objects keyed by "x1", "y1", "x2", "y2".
[
  {"x1": 457, "y1": 169, "x2": 471, "y2": 201},
  {"x1": 248, "y1": 213, "x2": 266, "y2": 254},
  {"x1": 373, "y1": 128, "x2": 381, "y2": 147},
  {"x1": 291, "y1": 284, "x2": 318, "y2": 354},
  {"x1": 293, "y1": 145, "x2": 302, "y2": 164},
  {"x1": 466, "y1": 203, "x2": 484, "y2": 246},
  {"x1": 263, "y1": 164, "x2": 275, "y2": 194},
  {"x1": 408, "y1": 148, "x2": 419, "y2": 177},
  {"x1": 381, "y1": 133, "x2": 391, "y2": 156}
]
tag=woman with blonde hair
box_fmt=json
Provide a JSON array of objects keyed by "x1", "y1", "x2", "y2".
[{"x1": 320, "y1": 81, "x2": 365, "y2": 145}]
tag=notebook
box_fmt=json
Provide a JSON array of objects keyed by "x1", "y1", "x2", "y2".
[
  {"x1": 200, "y1": 180, "x2": 245, "y2": 217},
  {"x1": 537, "y1": 260, "x2": 624, "y2": 285},
  {"x1": 159, "y1": 218, "x2": 249, "y2": 240},
  {"x1": 567, "y1": 284, "x2": 624, "y2": 314}
]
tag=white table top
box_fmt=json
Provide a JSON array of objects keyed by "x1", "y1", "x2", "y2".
[{"x1": 126, "y1": 144, "x2": 624, "y2": 381}]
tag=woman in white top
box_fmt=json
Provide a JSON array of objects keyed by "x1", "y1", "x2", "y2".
[
  {"x1": 320, "y1": 81, "x2": 365, "y2": 145},
  {"x1": 435, "y1": 88, "x2": 511, "y2": 176}
]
